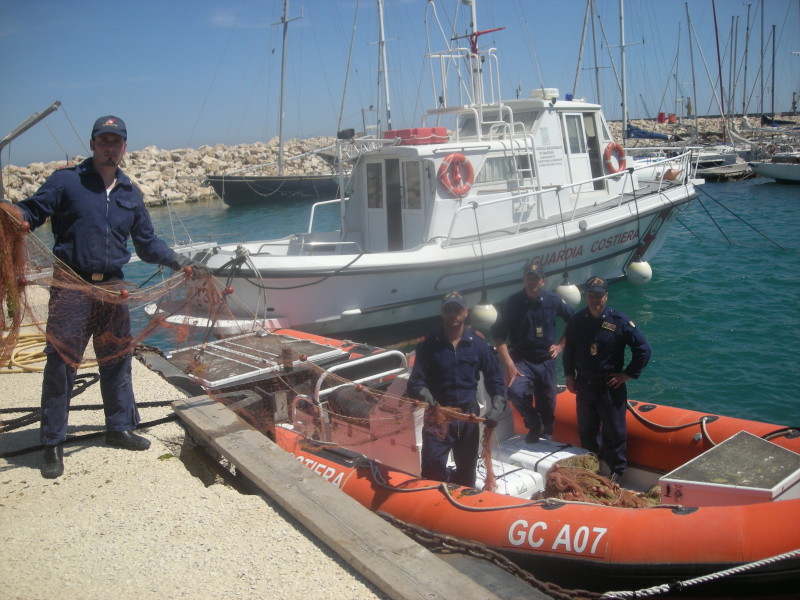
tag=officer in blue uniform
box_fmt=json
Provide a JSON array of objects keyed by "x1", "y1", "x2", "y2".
[
  {"x1": 562, "y1": 276, "x2": 651, "y2": 481},
  {"x1": 406, "y1": 292, "x2": 506, "y2": 487},
  {"x1": 1, "y1": 115, "x2": 202, "y2": 479},
  {"x1": 492, "y1": 261, "x2": 574, "y2": 442}
]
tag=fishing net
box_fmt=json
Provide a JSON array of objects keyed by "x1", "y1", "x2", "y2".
[
  {"x1": 1, "y1": 206, "x2": 498, "y2": 487},
  {"x1": 1, "y1": 207, "x2": 211, "y2": 371},
  {"x1": 543, "y1": 455, "x2": 661, "y2": 508}
]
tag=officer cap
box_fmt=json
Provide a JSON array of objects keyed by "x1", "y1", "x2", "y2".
[
  {"x1": 584, "y1": 276, "x2": 608, "y2": 294},
  {"x1": 92, "y1": 116, "x2": 127, "y2": 140},
  {"x1": 441, "y1": 291, "x2": 467, "y2": 309},
  {"x1": 523, "y1": 260, "x2": 544, "y2": 279}
]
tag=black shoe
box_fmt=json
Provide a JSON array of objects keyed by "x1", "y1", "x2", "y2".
[
  {"x1": 106, "y1": 430, "x2": 151, "y2": 451},
  {"x1": 41, "y1": 444, "x2": 64, "y2": 479},
  {"x1": 525, "y1": 428, "x2": 542, "y2": 444}
]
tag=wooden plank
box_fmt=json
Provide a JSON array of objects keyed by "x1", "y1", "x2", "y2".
[{"x1": 173, "y1": 395, "x2": 501, "y2": 600}]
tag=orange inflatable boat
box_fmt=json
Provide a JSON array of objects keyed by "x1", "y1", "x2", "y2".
[{"x1": 165, "y1": 329, "x2": 800, "y2": 597}]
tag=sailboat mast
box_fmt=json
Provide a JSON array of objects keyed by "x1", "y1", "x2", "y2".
[
  {"x1": 377, "y1": 0, "x2": 392, "y2": 135},
  {"x1": 573, "y1": 0, "x2": 591, "y2": 98},
  {"x1": 771, "y1": 24, "x2": 775, "y2": 120},
  {"x1": 620, "y1": 0, "x2": 627, "y2": 141},
  {"x1": 591, "y1": 0, "x2": 601, "y2": 104},
  {"x1": 742, "y1": 3, "x2": 751, "y2": 116},
  {"x1": 277, "y1": 0, "x2": 289, "y2": 176},
  {"x1": 686, "y1": 3, "x2": 699, "y2": 142}
]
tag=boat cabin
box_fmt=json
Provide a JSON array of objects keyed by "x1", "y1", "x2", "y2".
[{"x1": 341, "y1": 88, "x2": 628, "y2": 254}]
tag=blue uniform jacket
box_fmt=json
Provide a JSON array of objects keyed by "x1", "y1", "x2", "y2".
[
  {"x1": 407, "y1": 327, "x2": 504, "y2": 407},
  {"x1": 562, "y1": 307, "x2": 651, "y2": 380},
  {"x1": 492, "y1": 289, "x2": 574, "y2": 362},
  {"x1": 16, "y1": 158, "x2": 175, "y2": 274}
]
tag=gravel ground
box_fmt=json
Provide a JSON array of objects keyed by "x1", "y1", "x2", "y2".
[{"x1": 0, "y1": 357, "x2": 387, "y2": 600}]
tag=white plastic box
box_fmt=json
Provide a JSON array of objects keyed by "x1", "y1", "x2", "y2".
[{"x1": 659, "y1": 431, "x2": 800, "y2": 507}]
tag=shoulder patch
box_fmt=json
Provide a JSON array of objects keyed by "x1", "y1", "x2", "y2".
[{"x1": 601, "y1": 321, "x2": 616, "y2": 331}]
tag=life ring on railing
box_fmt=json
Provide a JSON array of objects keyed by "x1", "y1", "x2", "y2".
[
  {"x1": 438, "y1": 153, "x2": 474, "y2": 197},
  {"x1": 766, "y1": 144, "x2": 776, "y2": 156},
  {"x1": 603, "y1": 142, "x2": 627, "y2": 173}
]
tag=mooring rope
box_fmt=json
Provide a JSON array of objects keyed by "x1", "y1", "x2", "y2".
[{"x1": 600, "y1": 548, "x2": 800, "y2": 599}]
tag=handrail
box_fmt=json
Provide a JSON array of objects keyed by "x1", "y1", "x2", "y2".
[
  {"x1": 441, "y1": 149, "x2": 694, "y2": 247},
  {"x1": 253, "y1": 238, "x2": 363, "y2": 256},
  {"x1": 313, "y1": 350, "x2": 409, "y2": 402},
  {"x1": 307, "y1": 198, "x2": 343, "y2": 233}
]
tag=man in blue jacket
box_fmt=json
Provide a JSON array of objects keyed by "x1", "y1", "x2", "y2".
[
  {"x1": 0, "y1": 115, "x2": 201, "y2": 479},
  {"x1": 492, "y1": 261, "x2": 574, "y2": 443},
  {"x1": 406, "y1": 291, "x2": 506, "y2": 487},
  {"x1": 562, "y1": 276, "x2": 651, "y2": 482}
]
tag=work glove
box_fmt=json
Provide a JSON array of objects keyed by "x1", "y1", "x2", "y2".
[
  {"x1": 483, "y1": 395, "x2": 507, "y2": 427},
  {"x1": 166, "y1": 253, "x2": 211, "y2": 278},
  {"x1": 417, "y1": 388, "x2": 439, "y2": 409}
]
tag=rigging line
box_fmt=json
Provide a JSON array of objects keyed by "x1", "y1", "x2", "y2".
[
  {"x1": 59, "y1": 104, "x2": 90, "y2": 156},
  {"x1": 698, "y1": 186, "x2": 786, "y2": 250},
  {"x1": 695, "y1": 194, "x2": 732, "y2": 245},
  {"x1": 186, "y1": 0, "x2": 246, "y2": 148},
  {"x1": 675, "y1": 215, "x2": 703, "y2": 242}
]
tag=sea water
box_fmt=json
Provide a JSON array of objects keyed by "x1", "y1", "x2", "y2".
[{"x1": 30, "y1": 179, "x2": 800, "y2": 425}]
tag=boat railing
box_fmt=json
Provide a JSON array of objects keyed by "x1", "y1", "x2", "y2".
[
  {"x1": 311, "y1": 350, "x2": 409, "y2": 403},
  {"x1": 253, "y1": 238, "x2": 363, "y2": 257},
  {"x1": 290, "y1": 350, "x2": 408, "y2": 440},
  {"x1": 441, "y1": 150, "x2": 694, "y2": 248}
]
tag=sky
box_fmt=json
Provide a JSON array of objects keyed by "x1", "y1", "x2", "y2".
[{"x1": 1, "y1": 0, "x2": 798, "y2": 167}]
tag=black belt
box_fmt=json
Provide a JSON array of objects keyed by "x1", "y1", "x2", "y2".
[
  {"x1": 513, "y1": 353, "x2": 550, "y2": 364},
  {"x1": 59, "y1": 265, "x2": 121, "y2": 283}
]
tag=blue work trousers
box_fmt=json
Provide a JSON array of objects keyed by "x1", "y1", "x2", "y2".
[
  {"x1": 507, "y1": 359, "x2": 557, "y2": 436},
  {"x1": 421, "y1": 401, "x2": 480, "y2": 488},
  {"x1": 40, "y1": 283, "x2": 138, "y2": 445},
  {"x1": 575, "y1": 378, "x2": 628, "y2": 477}
]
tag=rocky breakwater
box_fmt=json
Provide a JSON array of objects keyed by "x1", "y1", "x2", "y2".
[{"x1": 1, "y1": 136, "x2": 338, "y2": 207}]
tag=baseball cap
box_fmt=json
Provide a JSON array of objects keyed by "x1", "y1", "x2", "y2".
[
  {"x1": 92, "y1": 116, "x2": 127, "y2": 140},
  {"x1": 584, "y1": 276, "x2": 608, "y2": 294},
  {"x1": 523, "y1": 261, "x2": 544, "y2": 279},
  {"x1": 441, "y1": 291, "x2": 466, "y2": 309}
]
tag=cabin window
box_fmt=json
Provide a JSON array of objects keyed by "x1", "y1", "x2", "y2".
[
  {"x1": 367, "y1": 163, "x2": 384, "y2": 209},
  {"x1": 475, "y1": 157, "x2": 515, "y2": 183},
  {"x1": 403, "y1": 162, "x2": 422, "y2": 209},
  {"x1": 565, "y1": 114, "x2": 586, "y2": 154},
  {"x1": 475, "y1": 155, "x2": 536, "y2": 184}
]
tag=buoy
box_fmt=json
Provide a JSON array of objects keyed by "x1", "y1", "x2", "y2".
[
  {"x1": 556, "y1": 274, "x2": 581, "y2": 308},
  {"x1": 471, "y1": 302, "x2": 497, "y2": 333},
  {"x1": 119, "y1": 288, "x2": 130, "y2": 300},
  {"x1": 626, "y1": 259, "x2": 653, "y2": 286}
]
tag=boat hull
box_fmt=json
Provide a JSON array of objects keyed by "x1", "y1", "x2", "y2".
[
  {"x1": 197, "y1": 185, "x2": 695, "y2": 339},
  {"x1": 275, "y1": 392, "x2": 800, "y2": 596},
  {"x1": 205, "y1": 174, "x2": 341, "y2": 204},
  {"x1": 749, "y1": 162, "x2": 800, "y2": 184}
]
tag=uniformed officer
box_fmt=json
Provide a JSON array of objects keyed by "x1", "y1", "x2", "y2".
[
  {"x1": 562, "y1": 276, "x2": 651, "y2": 481},
  {"x1": 0, "y1": 115, "x2": 204, "y2": 479},
  {"x1": 492, "y1": 261, "x2": 574, "y2": 443},
  {"x1": 406, "y1": 292, "x2": 506, "y2": 487}
]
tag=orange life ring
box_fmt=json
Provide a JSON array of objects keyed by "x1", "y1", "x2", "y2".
[
  {"x1": 603, "y1": 142, "x2": 627, "y2": 173},
  {"x1": 438, "y1": 153, "x2": 474, "y2": 197}
]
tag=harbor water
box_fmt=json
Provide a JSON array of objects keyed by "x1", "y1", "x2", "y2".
[{"x1": 33, "y1": 178, "x2": 800, "y2": 426}]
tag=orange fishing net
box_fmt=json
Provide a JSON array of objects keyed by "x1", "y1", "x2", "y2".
[{"x1": 543, "y1": 457, "x2": 661, "y2": 507}]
